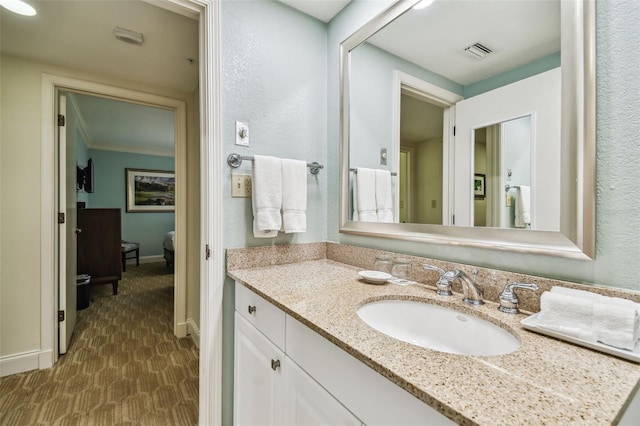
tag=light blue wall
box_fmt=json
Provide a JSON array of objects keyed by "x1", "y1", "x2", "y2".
[
  {"x1": 220, "y1": 1, "x2": 328, "y2": 423},
  {"x1": 87, "y1": 149, "x2": 175, "y2": 257},
  {"x1": 221, "y1": 0, "x2": 327, "y2": 250},
  {"x1": 328, "y1": 0, "x2": 640, "y2": 291}
]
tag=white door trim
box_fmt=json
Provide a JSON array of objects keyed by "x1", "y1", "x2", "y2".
[
  {"x1": 41, "y1": 75, "x2": 188, "y2": 358},
  {"x1": 39, "y1": 1, "x2": 221, "y2": 424},
  {"x1": 392, "y1": 71, "x2": 463, "y2": 225}
]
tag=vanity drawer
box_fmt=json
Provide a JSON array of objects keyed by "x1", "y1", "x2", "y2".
[{"x1": 235, "y1": 282, "x2": 285, "y2": 349}]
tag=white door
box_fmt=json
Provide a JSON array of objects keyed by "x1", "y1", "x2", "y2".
[
  {"x1": 58, "y1": 94, "x2": 77, "y2": 354},
  {"x1": 234, "y1": 312, "x2": 285, "y2": 426},
  {"x1": 453, "y1": 68, "x2": 561, "y2": 229},
  {"x1": 284, "y1": 357, "x2": 362, "y2": 426}
]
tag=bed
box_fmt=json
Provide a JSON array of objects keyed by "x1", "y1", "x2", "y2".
[{"x1": 163, "y1": 231, "x2": 175, "y2": 268}]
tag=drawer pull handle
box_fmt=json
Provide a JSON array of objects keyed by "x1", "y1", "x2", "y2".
[
  {"x1": 271, "y1": 359, "x2": 281, "y2": 371},
  {"x1": 248, "y1": 305, "x2": 256, "y2": 315}
]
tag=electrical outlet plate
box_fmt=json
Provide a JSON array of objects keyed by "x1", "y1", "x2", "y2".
[{"x1": 232, "y1": 174, "x2": 252, "y2": 198}]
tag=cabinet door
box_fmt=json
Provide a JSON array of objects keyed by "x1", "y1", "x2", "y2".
[
  {"x1": 234, "y1": 312, "x2": 285, "y2": 426},
  {"x1": 284, "y1": 358, "x2": 362, "y2": 426}
]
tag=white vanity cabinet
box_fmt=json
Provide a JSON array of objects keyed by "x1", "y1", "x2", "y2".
[{"x1": 234, "y1": 284, "x2": 362, "y2": 426}]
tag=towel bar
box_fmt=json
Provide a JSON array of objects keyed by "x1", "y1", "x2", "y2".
[
  {"x1": 227, "y1": 153, "x2": 323, "y2": 175},
  {"x1": 350, "y1": 168, "x2": 397, "y2": 176}
]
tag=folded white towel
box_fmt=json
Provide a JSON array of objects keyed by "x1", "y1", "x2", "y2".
[
  {"x1": 551, "y1": 286, "x2": 640, "y2": 311},
  {"x1": 252, "y1": 155, "x2": 281, "y2": 238},
  {"x1": 281, "y1": 158, "x2": 307, "y2": 233},
  {"x1": 593, "y1": 302, "x2": 639, "y2": 350},
  {"x1": 538, "y1": 290, "x2": 640, "y2": 350},
  {"x1": 353, "y1": 168, "x2": 377, "y2": 222},
  {"x1": 514, "y1": 185, "x2": 531, "y2": 228},
  {"x1": 375, "y1": 169, "x2": 393, "y2": 223},
  {"x1": 537, "y1": 291, "x2": 594, "y2": 331}
]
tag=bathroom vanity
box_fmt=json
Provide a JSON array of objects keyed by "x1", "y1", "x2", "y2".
[{"x1": 227, "y1": 244, "x2": 640, "y2": 425}]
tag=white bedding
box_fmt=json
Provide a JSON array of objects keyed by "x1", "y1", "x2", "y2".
[{"x1": 163, "y1": 231, "x2": 175, "y2": 251}]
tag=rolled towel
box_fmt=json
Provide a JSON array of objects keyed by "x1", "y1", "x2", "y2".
[
  {"x1": 593, "y1": 302, "x2": 639, "y2": 350},
  {"x1": 536, "y1": 324, "x2": 597, "y2": 343}
]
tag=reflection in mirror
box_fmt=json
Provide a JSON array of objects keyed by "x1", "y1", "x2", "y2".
[
  {"x1": 399, "y1": 89, "x2": 444, "y2": 225},
  {"x1": 474, "y1": 116, "x2": 532, "y2": 229},
  {"x1": 339, "y1": 0, "x2": 595, "y2": 259}
]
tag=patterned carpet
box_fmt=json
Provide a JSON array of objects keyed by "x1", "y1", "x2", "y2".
[{"x1": 0, "y1": 263, "x2": 199, "y2": 425}]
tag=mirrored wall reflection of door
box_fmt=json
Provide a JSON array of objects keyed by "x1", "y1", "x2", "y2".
[
  {"x1": 474, "y1": 116, "x2": 532, "y2": 229},
  {"x1": 399, "y1": 90, "x2": 444, "y2": 225}
]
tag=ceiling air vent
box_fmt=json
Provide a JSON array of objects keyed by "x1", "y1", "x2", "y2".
[{"x1": 463, "y1": 42, "x2": 493, "y2": 59}]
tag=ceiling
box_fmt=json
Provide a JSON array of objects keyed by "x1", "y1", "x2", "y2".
[
  {"x1": 1, "y1": 0, "x2": 197, "y2": 155},
  {"x1": 277, "y1": 0, "x2": 352, "y2": 22}
]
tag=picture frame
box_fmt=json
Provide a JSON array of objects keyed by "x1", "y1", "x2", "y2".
[
  {"x1": 125, "y1": 168, "x2": 175, "y2": 212},
  {"x1": 474, "y1": 174, "x2": 486, "y2": 199}
]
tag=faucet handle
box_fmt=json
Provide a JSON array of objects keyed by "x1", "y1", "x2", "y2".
[
  {"x1": 498, "y1": 282, "x2": 539, "y2": 314},
  {"x1": 423, "y1": 264, "x2": 453, "y2": 296},
  {"x1": 423, "y1": 264, "x2": 446, "y2": 275}
]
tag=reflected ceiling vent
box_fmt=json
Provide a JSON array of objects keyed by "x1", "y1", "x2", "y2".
[
  {"x1": 463, "y1": 42, "x2": 493, "y2": 59},
  {"x1": 114, "y1": 27, "x2": 144, "y2": 46}
]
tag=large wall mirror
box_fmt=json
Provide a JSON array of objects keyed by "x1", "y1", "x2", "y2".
[{"x1": 339, "y1": 0, "x2": 595, "y2": 259}]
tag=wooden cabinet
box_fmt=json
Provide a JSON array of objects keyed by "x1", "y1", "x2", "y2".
[{"x1": 77, "y1": 208, "x2": 121, "y2": 295}]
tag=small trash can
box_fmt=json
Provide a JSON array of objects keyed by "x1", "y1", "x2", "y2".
[{"x1": 76, "y1": 274, "x2": 91, "y2": 310}]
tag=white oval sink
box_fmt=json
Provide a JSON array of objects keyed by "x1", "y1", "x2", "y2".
[{"x1": 357, "y1": 300, "x2": 520, "y2": 356}]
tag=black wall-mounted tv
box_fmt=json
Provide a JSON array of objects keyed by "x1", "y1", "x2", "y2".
[{"x1": 76, "y1": 158, "x2": 94, "y2": 193}]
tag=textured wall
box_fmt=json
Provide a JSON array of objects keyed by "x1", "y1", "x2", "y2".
[
  {"x1": 88, "y1": 149, "x2": 175, "y2": 257},
  {"x1": 221, "y1": 0, "x2": 327, "y2": 250},
  {"x1": 328, "y1": 0, "x2": 640, "y2": 291}
]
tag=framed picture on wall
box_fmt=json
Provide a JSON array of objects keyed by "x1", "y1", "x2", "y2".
[
  {"x1": 125, "y1": 168, "x2": 175, "y2": 213},
  {"x1": 474, "y1": 174, "x2": 486, "y2": 199}
]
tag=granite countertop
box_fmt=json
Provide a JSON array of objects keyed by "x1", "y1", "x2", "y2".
[{"x1": 228, "y1": 259, "x2": 640, "y2": 425}]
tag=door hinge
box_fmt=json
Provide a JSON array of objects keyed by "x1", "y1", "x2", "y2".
[
  {"x1": 58, "y1": 310, "x2": 65, "y2": 322},
  {"x1": 58, "y1": 212, "x2": 65, "y2": 224},
  {"x1": 58, "y1": 114, "x2": 66, "y2": 126},
  {"x1": 205, "y1": 244, "x2": 211, "y2": 260},
  {"x1": 452, "y1": 215, "x2": 455, "y2": 225},
  {"x1": 453, "y1": 125, "x2": 456, "y2": 136}
]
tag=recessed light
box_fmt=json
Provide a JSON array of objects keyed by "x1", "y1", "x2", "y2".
[{"x1": 0, "y1": 0, "x2": 37, "y2": 16}]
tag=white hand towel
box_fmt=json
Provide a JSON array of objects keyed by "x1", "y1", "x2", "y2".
[
  {"x1": 353, "y1": 168, "x2": 377, "y2": 222},
  {"x1": 593, "y1": 302, "x2": 639, "y2": 350},
  {"x1": 537, "y1": 291, "x2": 594, "y2": 331},
  {"x1": 281, "y1": 158, "x2": 307, "y2": 233},
  {"x1": 551, "y1": 286, "x2": 640, "y2": 311},
  {"x1": 252, "y1": 155, "x2": 281, "y2": 238},
  {"x1": 375, "y1": 169, "x2": 393, "y2": 223},
  {"x1": 514, "y1": 185, "x2": 531, "y2": 228}
]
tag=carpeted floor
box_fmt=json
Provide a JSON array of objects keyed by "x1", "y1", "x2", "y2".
[{"x1": 0, "y1": 262, "x2": 199, "y2": 425}]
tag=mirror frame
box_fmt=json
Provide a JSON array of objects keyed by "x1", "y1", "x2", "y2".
[{"x1": 339, "y1": 0, "x2": 595, "y2": 260}]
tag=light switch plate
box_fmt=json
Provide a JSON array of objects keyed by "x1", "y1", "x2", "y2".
[
  {"x1": 232, "y1": 174, "x2": 252, "y2": 198},
  {"x1": 235, "y1": 121, "x2": 249, "y2": 146}
]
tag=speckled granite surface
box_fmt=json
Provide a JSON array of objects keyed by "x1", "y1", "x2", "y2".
[{"x1": 227, "y1": 243, "x2": 640, "y2": 425}]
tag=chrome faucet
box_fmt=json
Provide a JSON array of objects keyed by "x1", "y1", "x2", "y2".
[
  {"x1": 423, "y1": 265, "x2": 483, "y2": 305},
  {"x1": 498, "y1": 282, "x2": 539, "y2": 314}
]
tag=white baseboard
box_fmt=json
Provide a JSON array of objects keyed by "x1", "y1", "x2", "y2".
[
  {"x1": 187, "y1": 318, "x2": 200, "y2": 349},
  {"x1": 0, "y1": 350, "x2": 40, "y2": 377},
  {"x1": 139, "y1": 255, "x2": 165, "y2": 264}
]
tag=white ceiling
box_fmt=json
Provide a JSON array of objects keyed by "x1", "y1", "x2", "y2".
[
  {"x1": 277, "y1": 0, "x2": 352, "y2": 22},
  {"x1": 1, "y1": 0, "x2": 196, "y2": 155},
  {"x1": 368, "y1": 0, "x2": 560, "y2": 86}
]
